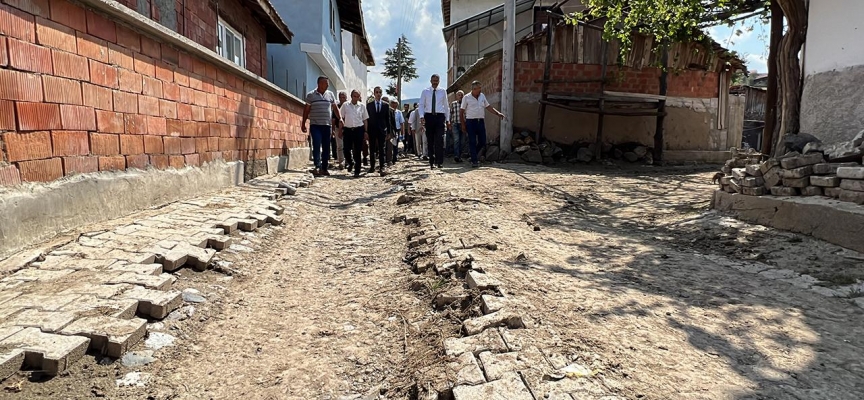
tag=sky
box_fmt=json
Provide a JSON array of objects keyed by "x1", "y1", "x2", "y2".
[{"x1": 359, "y1": 2, "x2": 770, "y2": 100}]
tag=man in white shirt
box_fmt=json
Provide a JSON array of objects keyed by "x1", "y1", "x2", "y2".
[
  {"x1": 418, "y1": 74, "x2": 450, "y2": 169},
  {"x1": 339, "y1": 90, "x2": 369, "y2": 178},
  {"x1": 408, "y1": 105, "x2": 427, "y2": 159},
  {"x1": 449, "y1": 90, "x2": 465, "y2": 163},
  {"x1": 334, "y1": 91, "x2": 348, "y2": 170},
  {"x1": 461, "y1": 80, "x2": 505, "y2": 168},
  {"x1": 390, "y1": 100, "x2": 405, "y2": 163}
]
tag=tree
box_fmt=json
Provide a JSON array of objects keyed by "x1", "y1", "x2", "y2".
[
  {"x1": 571, "y1": 0, "x2": 807, "y2": 156},
  {"x1": 382, "y1": 34, "x2": 419, "y2": 105},
  {"x1": 386, "y1": 82, "x2": 398, "y2": 98}
]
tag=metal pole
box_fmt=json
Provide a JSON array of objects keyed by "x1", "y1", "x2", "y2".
[{"x1": 500, "y1": 0, "x2": 516, "y2": 153}]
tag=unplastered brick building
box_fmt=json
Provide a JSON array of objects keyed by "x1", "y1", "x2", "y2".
[{"x1": 0, "y1": 0, "x2": 307, "y2": 186}]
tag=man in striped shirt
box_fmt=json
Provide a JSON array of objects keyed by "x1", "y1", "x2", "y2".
[{"x1": 301, "y1": 76, "x2": 342, "y2": 176}]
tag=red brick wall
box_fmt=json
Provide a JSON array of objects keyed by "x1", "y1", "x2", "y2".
[
  {"x1": 515, "y1": 62, "x2": 721, "y2": 98},
  {"x1": 0, "y1": 0, "x2": 304, "y2": 186}
]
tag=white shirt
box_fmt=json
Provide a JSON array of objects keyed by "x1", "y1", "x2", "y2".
[
  {"x1": 461, "y1": 92, "x2": 490, "y2": 120},
  {"x1": 340, "y1": 101, "x2": 369, "y2": 128},
  {"x1": 409, "y1": 109, "x2": 424, "y2": 132},
  {"x1": 394, "y1": 110, "x2": 404, "y2": 129},
  {"x1": 419, "y1": 87, "x2": 450, "y2": 120}
]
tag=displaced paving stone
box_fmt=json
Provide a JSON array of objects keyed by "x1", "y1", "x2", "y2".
[
  {"x1": 444, "y1": 328, "x2": 508, "y2": 357},
  {"x1": 809, "y1": 176, "x2": 841, "y2": 187},
  {"x1": 0, "y1": 310, "x2": 77, "y2": 333},
  {"x1": 813, "y1": 163, "x2": 859, "y2": 175},
  {"x1": 434, "y1": 290, "x2": 470, "y2": 309},
  {"x1": 60, "y1": 316, "x2": 147, "y2": 358},
  {"x1": 215, "y1": 219, "x2": 240, "y2": 234},
  {"x1": 236, "y1": 218, "x2": 259, "y2": 232},
  {"x1": 783, "y1": 177, "x2": 810, "y2": 188},
  {"x1": 839, "y1": 179, "x2": 864, "y2": 192},
  {"x1": 109, "y1": 273, "x2": 176, "y2": 291},
  {"x1": 801, "y1": 186, "x2": 823, "y2": 196},
  {"x1": 837, "y1": 167, "x2": 864, "y2": 180},
  {"x1": 467, "y1": 271, "x2": 502, "y2": 291},
  {"x1": 120, "y1": 286, "x2": 183, "y2": 319},
  {"x1": 770, "y1": 186, "x2": 799, "y2": 196},
  {"x1": 0, "y1": 327, "x2": 90, "y2": 375},
  {"x1": 59, "y1": 295, "x2": 139, "y2": 319},
  {"x1": 447, "y1": 352, "x2": 486, "y2": 386},
  {"x1": 780, "y1": 153, "x2": 824, "y2": 169},
  {"x1": 481, "y1": 295, "x2": 508, "y2": 315},
  {"x1": 463, "y1": 310, "x2": 525, "y2": 335},
  {"x1": 0, "y1": 249, "x2": 44, "y2": 275},
  {"x1": 452, "y1": 372, "x2": 533, "y2": 400}
]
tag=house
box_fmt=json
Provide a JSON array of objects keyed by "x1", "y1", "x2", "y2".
[
  {"x1": 442, "y1": 1, "x2": 746, "y2": 162},
  {"x1": 800, "y1": 0, "x2": 864, "y2": 145},
  {"x1": 267, "y1": 0, "x2": 375, "y2": 98}
]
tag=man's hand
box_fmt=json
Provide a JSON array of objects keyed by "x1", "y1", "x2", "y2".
[
  {"x1": 301, "y1": 123, "x2": 307, "y2": 133},
  {"x1": 461, "y1": 123, "x2": 467, "y2": 133},
  {"x1": 420, "y1": 117, "x2": 425, "y2": 127}
]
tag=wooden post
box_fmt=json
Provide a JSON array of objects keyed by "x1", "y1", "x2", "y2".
[
  {"x1": 500, "y1": 0, "x2": 516, "y2": 153},
  {"x1": 538, "y1": 16, "x2": 554, "y2": 141},
  {"x1": 653, "y1": 43, "x2": 669, "y2": 162},
  {"x1": 594, "y1": 38, "x2": 608, "y2": 160},
  {"x1": 762, "y1": 0, "x2": 783, "y2": 155}
]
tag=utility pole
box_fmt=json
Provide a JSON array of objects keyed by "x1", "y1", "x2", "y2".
[
  {"x1": 500, "y1": 0, "x2": 515, "y2": 153},
  {"x1": 396, "y1": 36, "x2": 403, "y2": 106}
]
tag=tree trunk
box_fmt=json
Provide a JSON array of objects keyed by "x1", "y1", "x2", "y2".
[
  {"x1": 773, "y1": 0, "x2": 808, "y2": 156},
  {"x1": 761, "y1": 0, "x2": 782, "y2": 155}
]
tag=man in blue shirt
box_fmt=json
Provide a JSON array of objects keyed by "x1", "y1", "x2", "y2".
[{"x1": 301, "y1": 76, "x2": 342, "y2": 176}]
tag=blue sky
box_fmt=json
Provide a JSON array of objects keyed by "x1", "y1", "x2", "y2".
[{"x1": 359, "y1": 2, "x2": 770, "y2": 99}]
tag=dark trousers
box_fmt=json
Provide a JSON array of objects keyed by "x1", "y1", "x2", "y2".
[
  {"x1": 342, "y1": 137, "x2": 352, "y2": 166},
  {"x1": 466, "y1": 118, "x2": 487, "y2": 164},
  {"x1": 405, "y1": 134, "x2": 415, "y2": 155},
  {"x1": 368, "y1": 131, "x2": 386, "y2": 170},
  {"x1": 425, "y1": 113, "x2": 445, "y2": 166},
  {"x1": 310, "y1": 124, "x2": 331, "y2": 171},
  {"x1": 343, "y1": 127, "x2": 364, "y2": 175}
]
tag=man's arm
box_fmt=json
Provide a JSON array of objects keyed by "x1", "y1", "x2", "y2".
[
  {"x1": 485, "y1": 101, "x2": 505, "y2": 119},
  {"x1": 460, "y1": 108, "x2": 466, "y2": 131},
  {"x1": 301, "y1": 104, "x2": 311, "y2": 133}
]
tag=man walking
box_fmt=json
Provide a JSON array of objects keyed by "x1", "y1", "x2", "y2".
[
  {"x1": 301, "y1": 76, "x2": 342, "y2": 176},
  {"x1": 409, "y1": 104, "x2": 427, "y2": 160},
  {"x1": 391, "y1": 100, "x2": 405, "y2": 163},
  {"x1": 419, "y1": 74, "x2": 450, "y2": 169},
  {"x1": 340, "y1": 90, "x2": 368, "y2": 178},
  {"x1": 460, "y1": 80, "x2": 505, "y2": 168},
  {"x1": 334, "y1": 91, "x2": 348, "y2": 170},
  {"x1": 449, "y1": 90, "x2": 465, "y2": 163},
  {"x1": 365, "y1": 87, "x2": 392, "y2": 176},
  {"x1": 403, "y1": 104, "x2": 414, "y2": 155}
]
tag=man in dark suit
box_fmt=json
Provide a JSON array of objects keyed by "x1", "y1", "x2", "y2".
[{"x1": 366, "y1": 86, "x2": 392, "y2": 176}]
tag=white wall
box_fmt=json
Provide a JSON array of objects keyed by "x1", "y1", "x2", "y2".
[
  {"x1": 341, "y1": 31, "x2": 368, "y2": 97},
  {"x1": 804, "y1": 0, "x2": 864, "y2": 75},
  {"x1": 450, "y1": 0, "x2": 501, "y2": 24}
]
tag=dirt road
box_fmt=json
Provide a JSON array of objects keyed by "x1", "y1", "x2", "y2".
[{"x1": 7, "y1": 160, "x2": 863, "y2": 399}]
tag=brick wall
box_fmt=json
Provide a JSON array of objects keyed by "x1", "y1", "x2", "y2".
[{"x1": 0, "y1": 0, "x2": 304, "y2": 186}]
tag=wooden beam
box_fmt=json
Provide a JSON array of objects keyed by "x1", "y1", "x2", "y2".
[
  {"x1": 603, "y1": 90, "x2": 667, "y2": 101},
  {"x1": 653, "y1": 43, "x2": 669, "y2": 162},
  {"x1": 540, "y1": 101, "x2": 666, "y2": 117},
  {"x1": 538, "y1": 19, "x2": 555, "y2": 141}
]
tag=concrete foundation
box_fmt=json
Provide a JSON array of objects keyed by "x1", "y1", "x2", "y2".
[
  {"x1": 285, "y1": 147, "x2": 311, "y2": 171},
  {"x1": 801, "y1": 65, "x2": 864, "y2": 145},
  {"x1": 712, "y1": 190, "x2": 864, "y2": 253},
  {"x1": 0, "y1": 161, "x2": 244, "y2": 259}
]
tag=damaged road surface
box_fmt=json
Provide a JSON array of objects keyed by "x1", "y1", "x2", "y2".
[{"x1": 3, "y1": 161, "x2": 863, "y2": 399}]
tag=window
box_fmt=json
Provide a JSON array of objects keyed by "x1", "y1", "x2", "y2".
[
  {"x1": 329, "y1": 0, "x2": 337, "y2": 35},
  {"x1": 217, "y1": 18, "x2": 245, "y2": 67}
]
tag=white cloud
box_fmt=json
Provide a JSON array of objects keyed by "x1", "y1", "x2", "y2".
[{"x1": 745, "y1": 53, "x2": 768, "y2": 73}]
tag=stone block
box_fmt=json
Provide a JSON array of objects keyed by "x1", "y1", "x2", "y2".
[
  {"x1": 763, "y1": 167, "x2": 782, "y2": 188},
  {"x1": 433, "y1": 290, "x2": 470, "y2": 309},
  {"x1": 2, "y1": 293, "x2": 82, "y2": 313},
  {"x1": 840, "y1": 179, "x2": 864, "y2": 192},
  {"x1": 770, "y1": 186, "x2": 799, "y2": 196},
  {"x1": 444, "y1": 328, "x2": 508, "y2": 357},
  {"x1": 740, "y1": 176, "x2": 764, "y2": 187},
  {"x1": 800, "y1": 186, "x2": 823, "y2": 196},
  {"x1": 109, "y1": 273, "x2": 175, "y2": 290},
  {"x1": 809, "y1": 176, "x2": 841, "y2": 187},
  {"x1": 780, "y1": 153, "x2": 824, "y2": 169},
  {"x1": 481, "y1": 295, "x2": 508, "y2": 315},
  {"x1": 215, "y1": 219, "x2": 239, "y2": 234},
  {"x1": 60, "y1": 316, "x2": 147, "y2": 358},
  {"x1": 478, "y1": 351, "x2": 543, "y2": 382},
  {"x1": 120, "y1": 286, "x2": 182, "y2": 319},
  {"x1": 466, "y1": 271, "x2": 502, "y2": 291},
  {"x1": 759, "y1": 159, "x2": 780, "y2": 174},
  {"x1": 741, "y1": 187, "x2": 766, "y2": 196},
  {"x1": 452, "y1": 372, "x2": 533, "y2": 400},
  {"x1": 781, "y1": 165, "x2": 814, "y2": 179},
  {"x1": 729, "y1": 180, "x2": 742, "y2": 193},
  {"x1": 1, "y1": 327, "x2": 90, "y2": 375},
  {"x1": 783, "y1": 177, "x2": 810, "y2": 188},
  {"x1": 463, "y1": 310, "x2": 525, "y2": 335},
  {"x1": 108, "y1": 263, "x2": 163, "y2": 275},
  {"x1": 1, "y1": 310, "x2": 77, "y2": 333},
  {"x1": 839, "y1": 189, "x2": 864, "y2": 204},
  {"x1": 285, "y1": 147, "x2": 310, "y2": 171},
  {"x1": 719, "y1": 176, "x2": 731, "y2": 185},
  {"x1": 59, "y1": 295, "x2": 139, "y2": 319},
  {"x1": 813, "y1": 162, "x2": 859, "y2": 175},
  {"x1": 824, "y1": 187, "x2": 843, "y2": 198},
  {"x1": 447, "y1": 352, "x2": 486, "y2": 386},
  {"x1": 236, "y1": 218, "x2": 259, "y2": 231},
  {"x1": 744, "y1": 164, "x2": 763, "y2": 177},
  {"x1": 3, "y1": 268, "x2": 75, "y2": 283},
  {"x1": 731, "y1": 168, "x2": 747, "y2": 179}
]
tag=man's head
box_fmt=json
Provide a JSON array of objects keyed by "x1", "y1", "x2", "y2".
[
  {"x1": 373, "y1": 86, "x2": 383, "y2": 101},
  {"x1": 455, "y1": 90, "x2": 464, "y2": 101},
  {"x1": 390, "y1": 100, "x2": 398, "y2": 109},
  {"x1": 413, "y1": 103, "x2": 418, "y2": 109},
  {"x1": 350, "y1": 89, "x2": 361, "y2": 104},
  {"x1": 316, "y1": 76, "x2": 329, "y2": 92},
  {"x1": 338, "y1": 91, "x2": 347, "y2": 104},
  {"x1": 430, "y1": 74, "x2": 440, "y2": 89},
  {"x1": 382, "y1": 96, "x2": 389, "y2": 104},
  {"x1": 403, "y1": 104, "x2": 409, "y2": 112},
  {"x1": 471, "y1": 80, "x2": 482, "y2": 96}
]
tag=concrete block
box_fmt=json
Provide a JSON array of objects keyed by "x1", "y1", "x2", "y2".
[
  {"x1": 840, "y1": 179, "x2": 864, "y2": 192},
  {"x1": 108, "y1": 263, "x2": 163, "y2": 275},
  {"x1": 1, "y1": 327, "x2": 90, "y2": 375},
  {"x1": 813, "y1": 162, "x2": 859, "y2": 175},
  {"x1": 780, "y1": 153, "x2": 824, "y2": 169},
  {"x1": 801, "y1": 186, "x2": 823, "y2": 196},
  {"x1": 741, "y1": 186, "x2": 766, "y2": 196},
  {"x1": 60, "y1": 316, "x2": 147, "y2": 358},
  {"x1": 285, "y1": 147, "x2": 310, "y2": 171},
  {"x1": 763, "y1": 167, "x2": 782, "y2": 188},
  {"x1": 236, "y1": 218, "x2": 259, "y2": 231},
  {"x1": 3, "y1": 293, "x2": 82, "y2": 313},
  {"x1": 120, "y1": 286, "x2": 182, "y2": 319},
  {"x1": 433, "y1": 290, "x2": 470, "y2": 309},
  {"x1": 452, "y1": 372, "x2": 533, "y2": 400},
  {"x1": 840, "y1": 189, "x2": 864, "y2": 204},
  {"x1": 824, "y1": 187, "x2": 843, "y2": 198},
  {"x1": 59, "y1": 296, "x2": 139, "y2": 319},
  {"x1": 444, "y1": 328, "x2": 508, "y2": 357},
  {"x1": 215, "y1": 219, "x2": 239, "y2": 234},
  {"x1": 783, "y1": 177, "x2": 810, "y2": 188},
  {"x1": 759, "y1": 159, "x2": 780, "y2": 174},
  {"x1": 770, "y1": 186, "x2": 799, "y2": 196},
  {"x1": 3, "y1": 268, "x2": 75, "y2": 283},
  {"x1": 745, "y1": 164, "x2": 763, "y2": 177},
  {"x1": 463, "y1": 310, "x2": 525, "y2": 335},
  {"x1": 478, "y1": 351, "x2": 536, "y2": 382},
  {"x1": 447, "y1": 352, "x2": 486, "y2": 386},
  {"x1": 741, "y1": 176, "x2": 765, "y2": 187},
  {"x1": 781, "y1": 165, "x2": 814, "y2": 179},
  {"x1": 481, "y1": 295, "x2": 508, "y2": 315},
  {"x1": 731, "y1": 168, "x2": 747, "y2": 179},
  {"x1": 809, "y1": 176, "x2": 841, "y2": 187},
  {"x1": 109, "y1": 273, "x2": 175, "y2": 290},
  {"x1": 837, "y1": 167, "x2": 864, "y2": 180},
  {"x1": 1, "y1": 310, "x2": 77, "y2": 332},
  {"x1": 466, "y1": 271, "x2": 502, "y2": 291}
]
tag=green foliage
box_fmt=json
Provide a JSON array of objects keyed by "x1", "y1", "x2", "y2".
[
  {"x1": 386, "y1": 82, "x2": 398, "y2": 97},
  {"x1": 382, "y1": 34, "x2": 419, "y2": 84}
]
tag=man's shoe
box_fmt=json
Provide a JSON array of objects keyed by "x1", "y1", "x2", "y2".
[
  {"x1": 367, "y1": 167, "x2": 376, "y2": 174},
  {"x1": 455, "y1": 157, "x2": 463, "y2": 163},
  {"x1": 472, "y1": 163, "x2": 479, "y2": 168},
  {"x1": 311, "y1": 169, "x2": 321, "y2": 176},
  {"x1": 379, "y1": 170, "x2": 388, "y2": 177},
  {"x1": 320, "y1": 169, "x2": 331, "y2": 176},
  {"x1": 437, "y1": 164, "x2": 443, "y2": 169},
  {"x1": 353, "y1": 172, "x2": 361, "y2": 178}
]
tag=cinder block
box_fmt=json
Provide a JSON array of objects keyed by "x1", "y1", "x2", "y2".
[
  {"x1": 120, "y1": 286, "x2": 182, "y2": 319},
  {"x1": 60, "y1": 316, "x2": 146, "y2": 358},
  {"x1": 466, "y1": 271, "x2": 502, "y2": 291},
  {"x1": 781, "y1": 165, "x2": 813, "y2": 179},
  {"x1": 783, "y1": 177, "x2": 810, "y2": 188},
  {"x1": 0, "y1": 327, "x2": 90, "y2": 375},
  {"x1": 780, "y1": 153, "x2": 824, "y2": 169}
]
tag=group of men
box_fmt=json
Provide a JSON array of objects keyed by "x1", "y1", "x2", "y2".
[{"x1": 301, "y1": 74, "x2": 505, "y2": 177}]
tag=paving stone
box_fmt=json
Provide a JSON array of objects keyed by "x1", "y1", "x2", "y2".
[
  {"x1": 824, "y1": 187, "x2": 843, "y2": 198},
  {"x1": 837, "y1": 167, "x2": 864, "y2": 180},
  {"x1": 60, "y1": 284, "x2": 132, "y2": 300},
  {"x1": 0, "y1": 249, "x2": 44, "y2": 274},
  {"x1": 452, "y1": 372, "x2": 533, "y2": 400},
  {"x1": 173, "y1": 243, "x2": 215, "y2": 271},
  {"x1": 464, "y1": 310, "x2": 525, "y2": 335},
  {"x1": 479, "y1": 351, "x2": 527, "y2": 381},
  {"x1": 102, "y1": 250, "x2": 157, "y2": 265},
  {"x1": 2, "y1": 293, "x2": 82, "y2": 314},
  {"x1": 59, "y1": 295, "x2": 139, "y2": 319},
  {"x1": 740, "y1": 176, "x2": 764, "y2": 187},
  {"x1": 839, "y1": 179, "x2": 864, "y2": 192},
  {"x1": 120, "y1": 286, "x2": 183, "y2": 319},
  {"x1": 744, "y1": 164, "x2": 763, "y2": 177},
  {"x1": 770, "y1": 186, "x2": 799, "y2": 196},
  {"x1": 154, "y1": 239, "x2": 180, "y2": 250},
  {"x1": 781, "y1": 165, "x2": 813, "y2": 179},
  {"x1": 159, "y1": 246, "x2": 188, "y2": 271},
  {"x1": 60, "y1": 316, "x2": 147, "y2": 358},
  {"x1": 108, "y1": 263, "x2": 163, "y2": 275},
  {"x1": 783, "y1": 177, "x2": 810, "y2": 188},
  {"x1": 758, "y1": 269, "x2": 798, "y2": 280},
  {"x1": 0, "y1": 327, "x2": 90, "y2": 375},
  {"x1": 809, "y1": 176, "x2": 841, "y2": 187},
  {"x1": 253, "y1": 209, "x2": 283, "y2": 225},
  {"x1": 248, "y1": 214, "x2": 269, "y2": 227},
  {"x1": 839, "y1": 189, "x2": 864, "y2": 204},
  {"x1": 0, "y1": 291, "x2": 21, "y2": 306},
  {"x1": 780, "y1": 153, "x2": 824, "y2": 169},
  {"x1": 813, "y1": 163, "x2": 859, "y2": 175},
  {"x1": 801, "y1": 186, "x2": 823, "y2": 196},
  {"x1": 109, "y1": 273, "x2": 176, "y2": 290},
  {"x1": 481, "y1": 295, "x2": 508, "y2": 315},
  {"x1": 201, "y1": 235, "x2": 233, "y2": 250},
  {"x1": 762, "y1": 167, "x2": 782, "y2": 188},
  {"x1": 447, "y1": 352, "x2": 486, "y2": 386},
  {"x1": 444, "y1": 328, "x2": 508, "y2": 357},
  {"x1": 741, "y1": 186, "x2": 766, "y2": 196},
  {"x1": 521, "y1": 366, "x2": 608, "y2": 399},
  {"x1": 1, "y1": 310, "x2": 77, "y2": 332},
  {"x1": 236, "y1": 218, "x2": 259, "y2": 231},
  {"x1": 2, "y1": 268, "x2": 76, "y2": 284},
  {"x1": 433, "y1": 290, "x2": 470, "y2": 309},
  {"x1": 467, "y1": 271, "x2": 502, "y2": 291},
  {"x1": 434, "y1": 261, "x2": 458, "y2": 276}
]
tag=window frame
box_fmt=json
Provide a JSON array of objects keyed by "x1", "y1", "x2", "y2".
[
  {"x1": 217, "y1": 17, "x2": 246, "y2": 68},
  {"x1": 329, "y1": 0, "x2": 337, "y2": 37}
]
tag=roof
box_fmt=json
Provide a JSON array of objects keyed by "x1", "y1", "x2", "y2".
[
  {"x1": 244, "y1": 0, "x2": 294, "y2": 44},
  {"x1": 442, "y1": 0, "x2": 536, "y2": 38},
  {"x1": 337, "y1": 0, "x2": 375, "y2": 66},
  {"x1": 441, "y1": 0, "x2": 451, "y2": 26}
]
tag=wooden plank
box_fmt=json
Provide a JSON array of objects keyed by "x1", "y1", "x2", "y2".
[
  {"x1": 577, "y1": 25, "x2": 584, "y2": 64},
  {"x1": 604, "y1": 90, "x2": 667, "y2": 101}
]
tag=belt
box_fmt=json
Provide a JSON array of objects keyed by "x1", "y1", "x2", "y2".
[
  {"x1": 466, "y1": 118, "x2": 484, "y2": 121},
  {"x1": 344, "y1": 125, "x2": 363, "y2": 129},
  {"x1": 424, "y1": 113, "x2": 444, "y2": 116}
]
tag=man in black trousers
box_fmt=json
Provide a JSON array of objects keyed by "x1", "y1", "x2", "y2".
[
  {"x1": 419, "y1": 74, "x2": 450, "y2": 169},
  {"x1": 365, "y1": 86, "x2": 392, "y2": 176}
]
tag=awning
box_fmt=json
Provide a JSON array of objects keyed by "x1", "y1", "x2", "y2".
[
  {"x1": 442, "y1": 0, "x2": 536, "y2": 38},
  {"x1": 301, "y1": 42, "x2": 347, "y2": 90}
]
